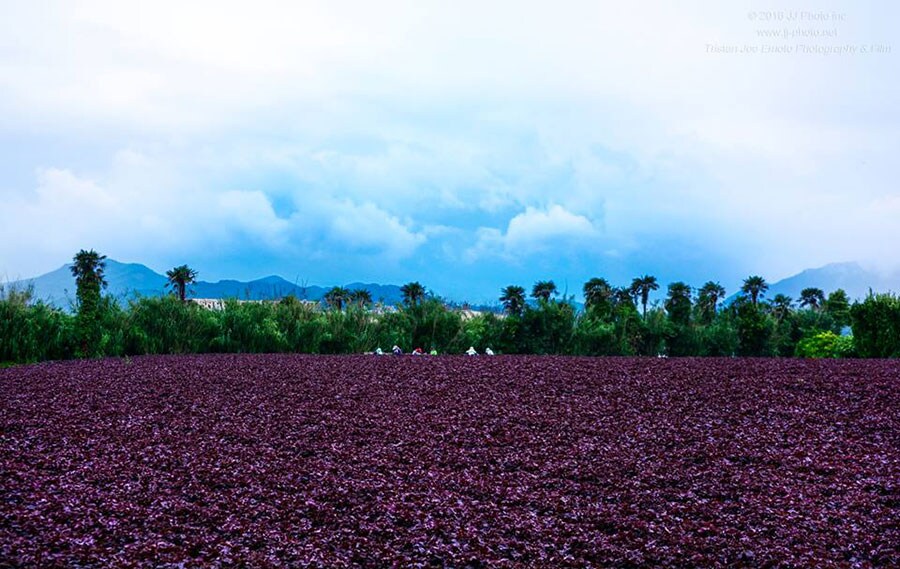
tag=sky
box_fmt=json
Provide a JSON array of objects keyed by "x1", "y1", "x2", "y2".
[{"x1": 0, "y1": 0, "x2": 898, "y2": 303}]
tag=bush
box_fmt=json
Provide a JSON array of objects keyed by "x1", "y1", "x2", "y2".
[
  {"x1": 851, "y1": 293, "x2": 900, "y2": 358},
  {"x1": 0, "y1": 285, "x2": 75, "y2": 363},
  {"x1": 796, "y1": 331, "x2": 855, "y2": 358}
]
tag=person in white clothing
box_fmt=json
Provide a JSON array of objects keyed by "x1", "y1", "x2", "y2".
[
  {"x1": 485, "y1": 347, "x2": 495, "y2": 356},
  {"x1": 466, "y1": 346, "x2": 477, "y2": 356}
]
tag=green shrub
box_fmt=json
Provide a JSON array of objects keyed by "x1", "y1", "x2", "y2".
[
  {"x1": 851, "y1": 293, "x2": 900, "y2": 358},
  {"x1": 796, "y1": 331, "x2": 855, "y2": 358}
]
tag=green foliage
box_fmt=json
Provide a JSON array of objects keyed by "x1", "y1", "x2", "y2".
[
  {"x1": 122, "y1": 296, "x2": 219, "y2": 355},
  {"x1": 5, "y1": 260, "x2": 900, "y2": 361},
  {"x1": 825, "y1": 289, "x2": 851, "y2": 329},
  {"x1": 0, "y1": 284, "x2": 76, "y2": 363},
  {"x1": 850, "y1": 293, "x2": 900, "y2": 358},
  {"x1": 166, "y1": 265, "x2": 198, "y2": 302},
  {"x1": 214, "y1": 300, "x2": 287, "y2": 353},
  {"x1": 520, "y1": 300, "x2": 576, "y2": 354},
  {"x1": 407, "y1": 298, "x2": 463, "y2": 351},
  {"x1": 531, "y1": 281, "x2": 558, "y2": 303},
  {"x1": 455, "y1": 313, "x2": 504, "y2": 353},
  {"x1": 70, "y1": 249, "x2": 108, "y2": 358},
  {"x1": 400, "y1": 282, "x2": 426, "y2": 307},
  {"x1": 799, "y1": 287, "x2": 825, "y2": 311},
  {"x1": 571, "y1": 313, "x2": 618, "y2": 355},
  {"x1": 630, "y1": 275, "x2": 659, "y2": 318},
  {"x1": 664, "y1": 282, "x2": 692, "y2": 327},
  {"x1": 734, "y1": 299, "x2": 774, "y2": 356},
  {"x1": 637, "y1": 308, "x2": 671, "y2": 356},
  {"x1": 499, "y1": 285, "x2": 526, "y2": 316},
  {"x1": 697, "y1": 315, "x2": 739, "y2": 356},
  {"x1": 324, "y1": 287, "x2": 350, "y2": 311},
  {"x1": 741, "y1": 275, "x2": 768, "y2": 306},
  {"x1": 696, "y1": 281, "x2": 726, "y2": 324},
  {"x1": 796, "y1": 331, "x2": 855, "y2": 358}
]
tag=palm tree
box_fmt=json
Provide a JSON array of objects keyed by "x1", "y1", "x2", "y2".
[
  {"x1": 70, "y1": 249, "x2": 108, "y2": 357},
  {"x1": 630, "y1": 275, "x2": 659, "y2": 318},
  {"x1": 741, "y1": 275, "x2": 768, "y2": 306},
  {"x1": 324, "y1": 286, "x2": 350, "y2": 311},
  {"x1": 70, "y1": 249, "x2": 108, "y2": 291},
  {"x1": 697, "y1": 281, "x2": 726, "y2": 323},
  {"x1": 612, "y1": 287, "x2": 635, "y2": 307},
  {"x1": 665, "y1": 281, "x2": 693, "y2": 325},
  {"x1": 799, "y1": 287, "x2": 825, "y2": 311},
  {"x1": 583, "y1": 278, "x2": 613, "y2": 311},
  {"x1": 531, "y1": 280, "x2": 557, "y2": 302},
  {"x1": 499, "y1": 285, "x2": 526, "y2": 316},
  {"x1": 771, "y1": 294, "x2": 793, "y2": 322},
  {"x1": 166, "y1": 265, "x2": 198, "y2": 302},
  {"x1": 400, "y1": 281, "x2": 426, "y2": 307},
  {"x1": 349, "y1": 289, "x2": 373, "y2": 308}
]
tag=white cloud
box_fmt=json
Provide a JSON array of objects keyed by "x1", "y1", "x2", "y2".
[
  {"x1": 465, "y1": 205, "x2": 603, "y2": 261},
  {"x1": 0, "y1": 0, "x2": 898, "y2": 286},
  {"x1": 323, "y1": 200, "x2": 425, "y2": 258},
  {"x1": 0, "y1": 158, "x2": 427, "y2": 280}
]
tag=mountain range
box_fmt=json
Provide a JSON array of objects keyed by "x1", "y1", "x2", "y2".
[
  {"x1": 6, "y1": 260, "x2": 406, "y2": 308},
  {"x1": 5, "y1": 260, "x2": 899, "y2": 310},
  {"x1": 725, "y1": 262, "x2": 900, "y2": 305}
]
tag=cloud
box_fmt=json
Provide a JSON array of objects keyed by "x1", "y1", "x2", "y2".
[
  {"x1": 1, "y1": 1, "x2": 898, "y2": 293},
  {"x1": 465, "y1": 205, "x2": 603, "y2": 262},
  {"x1": 323, "y1": 200, "x2": 425, "y2": 258},
  {"x1": 0, "y1": 160, "x2": 427, "y2": 280}
]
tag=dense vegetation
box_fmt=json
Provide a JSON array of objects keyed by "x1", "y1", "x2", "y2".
[{"x1": 2, "y1": 252, "x2": 898, "y2": 364}]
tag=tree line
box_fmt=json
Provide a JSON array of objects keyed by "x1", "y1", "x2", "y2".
[{"x1": 2, "y1": 249, "x2": 899, "y2": 364}]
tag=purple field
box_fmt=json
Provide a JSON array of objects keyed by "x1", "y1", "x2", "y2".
[{"x1": 1, "y1": 355, "x2": 898, "y2": 567}]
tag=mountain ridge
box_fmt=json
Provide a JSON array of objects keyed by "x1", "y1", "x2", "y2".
[
  {"x1": 7, "y1": 259, "x2": 899, "y2": 310},
  {"x1": 725, "y1": 261, "x2": 899, "y2": 305},
  {"x1": 6, "y1": 260, "x2": 407, "y2": 308}
]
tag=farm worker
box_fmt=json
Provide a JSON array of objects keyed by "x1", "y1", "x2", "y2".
[
  {"x1": 429, "y1": 349, "x2": 438, "y2": 356},
  {"x1": 413, "y1": 347, "x2": 424, "y2": 356},
  {"x1": 392, "y1": 345, "x2": 403, "y2": 355},
  {"x1": 466, "y1": 346, "x2": 477, "y2": 356},
  {"x1": 485, "y1": 347, "x2": 495, "y2": 356},
  {"x1": 375, "y1": 347, "x2": 384, "y2": 355}
]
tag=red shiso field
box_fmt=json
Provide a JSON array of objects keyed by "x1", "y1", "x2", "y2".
[{"x1": 1, "y1": 355, "x2": 898, "y2": 567}]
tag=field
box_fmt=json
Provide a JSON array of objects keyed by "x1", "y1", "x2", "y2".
[{"x1": 1, "y1": 355, "x2": 897, "y2": 567}]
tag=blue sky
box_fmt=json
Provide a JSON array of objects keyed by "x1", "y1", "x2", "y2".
[{"x1": 1, "y1": 0, "x2": 898, "y2": 303}]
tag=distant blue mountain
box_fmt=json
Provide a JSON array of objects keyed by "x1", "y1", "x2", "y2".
[
  {"x1": 7, "y1": 260, "x2": 406, "y2": 308},
  {"x1": 726, "y1": 262, "x2": 899, "y2": 305},
  {"x1": 11, "y1": 259, "x2": 896, "y2": 311}
]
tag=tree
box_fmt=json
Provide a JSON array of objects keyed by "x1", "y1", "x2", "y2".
[
  {"x1": 612, "y1": 287, "x2": 635, "y2": 308},
  {"x1": 324, "y1": 287, "x2": 350, "y2": 311},
  {"x1": 348, "y1": 289, "x2": 373, "y2": 308},
  {"x1": 531, "y1": 280, "x2": 557, "y2": 303},
  {"x1": 771, "y1": 294, "x2": 793, "y2": 323},
  {"x1": 71, "y1": 249, "x2": 108, "y2": 292},
  {"x1": 499, "y1": 285, "x2": 526, "y2": 316},
  {"x1": 664, "y1": 281, "x2": 693, "y2": 326},
  {"x1": 825, "y1": 289, "x2": 851, "y2": 329},
  {"x1": 583, "y1": 278, "x2": 613, "y2": 315},
  {"x1": 70, "y1": 249, "x2": 108, "y2": 357},
  {"x1": 741, "y1": 275, "x2": 768, "y2": 306},
  {"x1": 734, "y1": 298, "x2": 773, "y2": 356},
  {"x1": 850, "y1": 293, "x2": 900, "y2": 358},
  {"x1": 799, "y1": 287, "x2": 826, "y2": 311},
  {"x1": 166, "y1": 265, "x2": 198, "y2": 302},
  {"x1": 630, "y1": 275, "x2": 659, "y2": 318},
  {"x1": 400, "y1": 281, "x2": 426, "y2": 307},
  {"x1": 697, "y1": 281, "x2": 726, "y2": 323}
]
